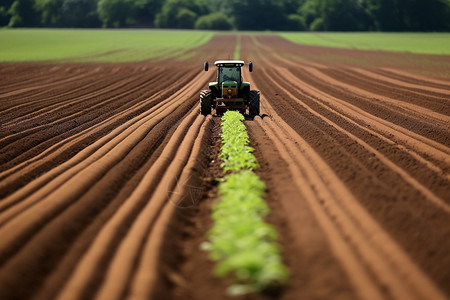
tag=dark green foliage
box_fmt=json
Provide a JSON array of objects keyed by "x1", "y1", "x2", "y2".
[
  {"x1": 98, "y1": 0, "x2": 134, "y2": 27},
  {"x1": 364, "y1": 0, "x2": 450, "y2": 31},
  {"x1": 0, "y1": 6, "x2": 9, "y2": 26},
  {"x1": 7, "y1": 0, "x2": 37, "y2": 27},
  {"x1": 195, "y1": 12, "x2": 232, "y2": 30},
  {"x1": 133, "y1": 0, "x2": 164, "y2": 27},
  {"x1": 97, "y1": 0, "x2": 162, "y2": 28},
  {"x1": 0, "y1": 0, "x2": 14, "y2": 26},
  {"x1": 63, "y1": 0, "x2": 100, "y2": 27},
  {"x1": 155, "y1": 0, "x2": 207, "y2": 28},
  {"x1": 220, "y1": 0, "x2": 288, "y2": 30},
  {"x1": 365, "y1": 0, "x2": 409, "y2": 31},
  {"x1": 298, "y1": 0, "x2": 320, "y2": 29},
  {"x1": 310, "y1": 17, "x2": 324, "y2": 31},
  {"x1": 286, "y1": 14, "x2": 306, "y2": 31},
  {"x1": 0, "y1": 0, "x2": 15, "y2": 7},
  {"x1": 33, "y1": 0, "x2": 101, "y2": 27},
  {"x1": 320, "y1": 0, "x2": 367, "y2": 31},
  {"x1": 282, "y1": 0, "x2": 305, "y2": 14},
  {"x1": 0, "y1": 0, "x2": 449, "y2": 31},
  {"x1": 175, "y1": 8, "x2": 196, "y2": 28},
  {"x1": 34, "y1": 0, "x2": 63, "y2": 26}
]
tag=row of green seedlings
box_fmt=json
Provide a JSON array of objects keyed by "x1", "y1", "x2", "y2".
[{"x1": 201, "y1": 111, "x2": 288, "y2": 296}]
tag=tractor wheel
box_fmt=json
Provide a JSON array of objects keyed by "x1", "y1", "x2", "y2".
[
  {"x1": 249, "y1": 90, "x2": 260, "y2": 116},
  {"x1": 200, "y1": 90, "x2": 212, "y2": 116}
]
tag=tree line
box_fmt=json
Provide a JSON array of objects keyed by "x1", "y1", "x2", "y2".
[{"x1": 1, "y1": 0, "x2": 449, "y2": 31}]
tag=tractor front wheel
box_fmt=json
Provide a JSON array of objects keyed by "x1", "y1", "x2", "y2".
[
  {"x1": 249, "y1": 90, "x2": 260, "y2": 116},
  {"x1": 200, "y1": 90, "x2": 212, "y2": 115}
]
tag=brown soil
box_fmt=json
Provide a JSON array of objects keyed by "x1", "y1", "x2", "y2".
[{"x1": 0, "y1": 34, "x2": 449, "y2": 300}]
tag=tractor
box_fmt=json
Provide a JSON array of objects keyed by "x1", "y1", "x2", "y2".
[{"x1": 200, "y1": 60, "x2": 260, "y2": 116}]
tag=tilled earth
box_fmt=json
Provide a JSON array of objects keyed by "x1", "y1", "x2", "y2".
[{"x1": 0, "y1": 35, "x2": 449, "y2": 300}]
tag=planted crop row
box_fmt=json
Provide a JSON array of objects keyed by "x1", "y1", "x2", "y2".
[
  {"x1": 202, "y1": 111, "x2": 288, "y2": 295},
  {"x1": 219, "y1": 111, "x2": 259, "y2": 172}
]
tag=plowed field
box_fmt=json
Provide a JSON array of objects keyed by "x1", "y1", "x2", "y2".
[{"x1": 0, "y1": 35, "x2": 449, "y2": 300}]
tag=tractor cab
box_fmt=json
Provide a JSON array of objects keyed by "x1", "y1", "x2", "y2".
[
  {"x1": 214, "y1": 60, "x2": 245, "y2": 101},
  {"x1": 216, "y1": 60, "x2": 243, "y2": 84}
]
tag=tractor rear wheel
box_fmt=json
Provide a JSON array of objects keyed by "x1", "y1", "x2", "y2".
[
  {"x1": 249, "y1": 90, "x2": 260, "y2": 116},
  {"x1": 200, "y1": 90, "x2": 212, "y2": 115}
]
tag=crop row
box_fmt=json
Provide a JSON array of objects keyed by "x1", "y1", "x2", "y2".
[{"x1": 201, "y1": 111, "x2": 288, "y2": 295}]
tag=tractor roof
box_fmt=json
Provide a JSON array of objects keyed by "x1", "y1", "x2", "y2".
[{"x1": 214, "y1": 60, "x2": 245, "y2": 67}]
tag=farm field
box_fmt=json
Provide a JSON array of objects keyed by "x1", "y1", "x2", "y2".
[{"x1": 0, "y1": 33, "x2": 450, "y2": 300}]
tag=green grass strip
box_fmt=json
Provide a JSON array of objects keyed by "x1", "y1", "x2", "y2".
[
  {"x1": 280, "y1": 32, "x2": 450, "y2": 55},
  {"x1": 233, "y1": 34, "x2": 241, "y2": 60},
  {"x1": 202, "y1": 111, "x2": 288, "y2": 296},
  {"x1": 0, "y1": 29, "x2": 214, "y2": 62}
]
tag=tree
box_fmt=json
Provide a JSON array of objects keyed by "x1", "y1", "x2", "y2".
[
  {"x1": 310, "y1": 17, "x2": 324, "y2": 31},
  {"x1": 401, "y1": 0, "x2": 450, "y2": 31},
  {"x1": 219, "y1": 0, "x2": 288, "y2": 30},
  {"x1": 97, "y1": 0, "x2": 135, "y2": 27},
  {"x1": 0, "y1": 0, "x2": 15, "y2": 8},
  {"x1": 176, "y1": 7, "x2": 196, "y2": 28},
  {"x1": 34, "y1": 0, "x2": 63, "y2": 26},
  {"x1": 298, "y1": 0, "x2": 320, "y2": 30},
  {"x1": 133, "y1": 0, "x2": 164, "y2": 27},
  {"x1": 7, "y1": 0, "x2": 38, "y2": 27},
  {"x1": 62, "y1": 0, "x2": 100, "y2": 27},
  {"x1": 0, "y1": 0, "x2": 446, "y2": 31},
  {"x1": 363, "y1": 0, "x2": 407, "y2": 31},
  {"x1": 283, "y1": 0, "x2": 305, "y2": 14},
  {"x1": 0, "y1": 0, "x2": 14, "y2": 26},
  {"x1": 195, "y1": 12, "x2": 233, "y2": 30},
  {"x1": 286, "y1": 14, "x2": 306, "y2": 31},
  {"x1": 0, "y1": 6, "x2": 6, "y2": 26},
  {"x1": 319, "y1": 0, "x2": 368, "y2": 31},
  {"x1": 363, "y1": 0, "x2": 450, "y2": 31},
  {"x1": 155, "y1": 0, "x2": 208, "y2": 28}
]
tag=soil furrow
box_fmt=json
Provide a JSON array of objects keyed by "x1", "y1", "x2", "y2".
[
  {"x1": 320, "y1": 68, "x2": 450, "y2": 114},
  {"x1": 0, "y1": 70, "x2": 209, "y2": 225},
  {"x1": 258, "y1": 115, "x2": 446, "y2": 300},
  {"x1": 0, "y1": 68, "x2": 199, "y2": 172},
  {"x1": 0, "y1": 86, "x2": 168, "y2": 184},
  {"x1": 244, "y1": 67, "x2": 448, "y2": 299},
  {"x1": 0, "y1": 103, "x2": 188, "y2": 300},
  {"x1": 0, "y1": 67, "x2": 104, "y2": 100},
  {"x1": 269, "y1": 67, "x2": 450, "y2": 165},
  {"x1": 263, "y1": 68, "x2": 450, "y2": 211},
  {"x1": 1, "y1": 68, "x2": 163, "y2": 126},
  {"x1": 0, "y1": 68, "x2": 174, "y2": 144},
  {"x1": 0, "y1": 64, "x2": 90, "y2": 92},
  {"x1": 248, "y1": 67, "x2": 450, "y2": 296},
  {"x1": 375, "y1": 68, "x2": 450, "y2": 88},
  {"x1": 349, "y1": 68, "x2": 450, "y2": 96},
  {"x1": 0, "y1": 67, "x2": 210, "y2": 300},
  {"x1": 0, "y1": 74, "x2": 194, "y2": 193},
  {"x1": 0, "y1": 65, "x2": 138, "y2": 116},
  {"x1": 93, "y1": 114, "x2": 207, "y2": 300},
  {"x1": 302, "y1": 66, "x2": 450, "y2": 124},
  {"x1": 54, "y1": 111, "x2": 205, "y2": 300},
  {"x1": 128, "y1": 115, "x2": 213, "y2": 300}
]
